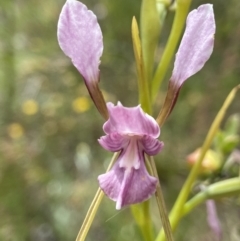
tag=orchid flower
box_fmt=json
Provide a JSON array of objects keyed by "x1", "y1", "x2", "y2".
[
  {"x1": 98, "y1": 102, "x2": 163, "y2": 209},
  {"x1": 57, "y1": 0, "x2": 215, "y2": 209},
  {"x1": 57, "y1": 0, "x2": 163, "y2": 209}
]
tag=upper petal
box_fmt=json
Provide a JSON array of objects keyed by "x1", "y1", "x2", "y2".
[
  {"x1": 57, "y1": 0, "x2": 108, "y2": 119},
  {"x1": 57, "y1": 0, "x2": 103, "y2": 85},
  {"x1": 171, "y1": 4, "x2": 215, "y2": 85},
  {"x1": 156, "y1": 4, "x2": 215, "y2": 126},
  {"x1": 103, "y1": 102, "x2": 160, "y2": 138}
]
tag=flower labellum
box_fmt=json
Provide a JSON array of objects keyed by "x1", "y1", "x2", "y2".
[
  {"x1": 157, "y1": 4, "x2": 216, "y2": 126},
  {"x1": 57, "y1": 0, "x2": 108, "y2": 119},
  {"x1": 98, "y1": 102, "x2": 164, "y2": 209}
]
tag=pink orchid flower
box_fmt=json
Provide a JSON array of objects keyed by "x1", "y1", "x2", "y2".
[
  {"x1": 98, "y1": 102, "x2": 163, "y2": 209},
  {"x1": 57, "y1": 0, "x2": 215, "y2": 209}
]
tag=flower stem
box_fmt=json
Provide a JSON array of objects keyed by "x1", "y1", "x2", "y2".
[
  {"x1": 183, "y1": 177, "x2": 240, "y2": 216},
  {"x1": 131, "y1": 201, "x2": 155, "y2": 241},
  {"x1": 147, "y1": 155, "x2": 174, "y2": 241},
  {"x1": 151, "y1": 0, "x2": 192, "y2": 102},
  {"x1": 75, "y1": 152, "x2": 119, "y2": 241},
  {"x1": 140, "y1": 0, "x2": 165, "y2": 99},
  {"x1": 155, "y1": 84, "x2": 240, "y2": 241},
  {"x1": 132, "y1": 17, "x2": 152, "y2": 114}
]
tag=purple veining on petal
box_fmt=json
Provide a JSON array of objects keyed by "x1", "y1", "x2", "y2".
[
  {"x1": 157, "y1": 4, "x2": 216, "y2": 126},
  {"x1": 98, "y1": 103, "x2": 163, "y2": 209},
  {"x1": 57, "y1": 0, "x2": 108, "y2": 119}
]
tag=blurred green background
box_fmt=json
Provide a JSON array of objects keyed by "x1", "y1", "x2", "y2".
[{"x1": 0, "y1": 0, "x2": 239, "y2": 240}]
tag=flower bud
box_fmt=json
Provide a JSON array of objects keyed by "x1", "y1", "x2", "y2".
[{"x1": 187, "y1": 148, "x2": 222, "y2": 175}]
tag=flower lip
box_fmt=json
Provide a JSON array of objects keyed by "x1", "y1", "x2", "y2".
[{"x1": 98, "y1": 139, "x2": 159, "y2": 209}]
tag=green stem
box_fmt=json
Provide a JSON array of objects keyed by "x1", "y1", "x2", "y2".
[
  {"x1": 140, "y1": 0, "x2": 166, "y2": 98},
  {"x1": 147, "y1": 156, "x2": 174, "y2": 241},
  {"x1": 155, "y1": 85, "x2": 240, "y2": 241},
  {"x1": 183, "y1": 177, "x2": 240, "y2": 216},
  {"x1": 151, "y1": 0, "x2": 192, "y2": 102},
  {"x1": 76, "y1": 152, "x2": 119, "y2": 241},
  {"x1": 182, "y1": 191, "x2": 206, "y2": 216},
  {"x1": 131, "y1": 17, "x2": 156, "y2": 239},
  {"x1": 132, "y1": 17, "x2": 152, "y2": 114},
  {"x1": 131, "y1": 201, "x2": 155, "y2": 241}
]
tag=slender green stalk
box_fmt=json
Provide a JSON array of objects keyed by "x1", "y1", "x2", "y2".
[
  {"x1": 131, "y1": 201, "x2": 155, "y2": 241},
  {"x1": 132, "y1": 17, "x2": 152, "y2": 114},
  {"x1": 183, "y1": 191, "x2": 206, "y2": 216},
  {"x1": 131, "y1": 16, "x2": 158, "y2": 241},
  {"x1": 76, "y1": 152, "x2": 119, "y2": 241},
  {"x1": 155, "y1": 85, "x2": 240, "y2": 241},
  {"x1": 147, "y1": 156, "x2": 174, "y2": 241},
  {"x1": 140, "y1": 0, "x2": 165, "y2": 97},
  {"x1": 151, "y1": 0, "x2": 192, "y2": 102},
  {"x1": 183, "y1": 177, "x2": 240, "y2": 216}
]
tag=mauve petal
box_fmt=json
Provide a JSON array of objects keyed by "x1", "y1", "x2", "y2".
[
  {"x1": 98, "y1": 133, "x2": 129, "y2": 152},
  {"x1": 98, "y1": 149, "x2": 157, "y2": 209},
  {"x1": 103, "y1": 102, "x2": 160, "y2": 138},
  {"x1": 156, "y1": 4, "x2": 215, "y2": 126},
  {"x1": 57, "y1": 0, "x2": 108, "y2": 119},
  {"x1": 171, "y1": 4, "x2": 215, "y2": 85},
  {"x1": 57, "y1": 0, "x2": 103, "y2": 84},
  {"x1": 141, "y1": 136, "x2": 164, "y2": 156}
]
